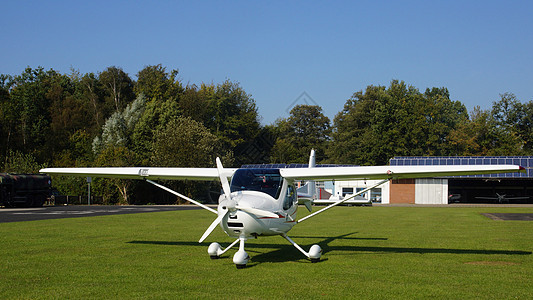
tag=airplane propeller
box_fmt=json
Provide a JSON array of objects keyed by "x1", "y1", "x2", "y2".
[{"x1": 199, "y1": 158, "x2": 278, "y2": 243}]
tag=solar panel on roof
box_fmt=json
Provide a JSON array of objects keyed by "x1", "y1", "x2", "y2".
[{"x1": 388, "y1": 155, "x2": 533, "y2": 179}]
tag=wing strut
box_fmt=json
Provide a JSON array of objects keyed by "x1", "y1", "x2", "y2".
[
  {"x1": 297, "y1": 178, "x2": 390, "y2": 223},
  {"x1": 145, "y1": 179, "x2": 218, "y2": 214}
]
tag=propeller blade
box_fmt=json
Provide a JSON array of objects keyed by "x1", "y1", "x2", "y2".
[
  {"x1": 237, "y1": 206, "x2": 280, "y2": 219},
  {"x1": 199, "y1": 210, "x2": 227, "y2": 243},
  {"x1": 216, "y1": 157, "x2": 232, "y2": 201}
]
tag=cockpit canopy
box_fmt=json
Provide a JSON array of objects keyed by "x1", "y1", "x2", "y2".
[{"x1": 230, "y1": 169, "x2": 283, "y2": 199}]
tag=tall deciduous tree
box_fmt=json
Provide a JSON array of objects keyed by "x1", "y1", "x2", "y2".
[
  {"x1": 93, "y1": 94, "x2": 146, "y2": 154},
  {"x1": 151, "y1": 117, "x2": 221, "y2": 168},
  {"x1": 202, "y1": 80, "x2": 261, "y2": 165},
  {"x1": 0, "y1": 75, "x2": 13, "y2": 162},
  {"x1": 448, "y1": 105, "x2": 524, "y2": 156},
  {"x1": 151, "y1": 117, "x2": 229, "y2": 201},
  {"x1": 491, "y1": 93, "x2": 531, "y2": 154},
  {"x1": 135, "y1": 64, "x2": 182, "y2": 103},
  {"x1": 271, "y1": 105, "x2": 331, "y2": 163},
  {"x1": 99, "y1": 66, "x2": 134, "y2": 113},
  {"x1": 93, "y1": 146, "x2": 138, "y2": 205},
  {"x1": 329, "y1": 80, "x2": 467, "y2": 165},
  {"x1": 2, "y1": 150, "x2": 45, "y2": 173},
  {"x1": 7, "y1": 67, "x2": 77, "y2": 163},
  {"x1": 79, "y1": 72, "x2": 106, "y2": 131}
]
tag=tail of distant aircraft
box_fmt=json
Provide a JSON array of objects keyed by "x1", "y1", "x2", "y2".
[
  {"x1": 297, "y1": 149, "x2": 372, "y2": 207},
  {"x1": 306, "y1": 148, "x2": 316, "y2": 198},
  {"x1": 297, "y1": 149, "x2": 317, "y2": 212}
]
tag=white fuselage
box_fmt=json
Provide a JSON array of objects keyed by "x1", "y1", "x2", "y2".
[{"x1": 218, "y1": 178, "x2": 298, "y2": 238}]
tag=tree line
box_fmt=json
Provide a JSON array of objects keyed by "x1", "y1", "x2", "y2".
[{"x1": 1, "y1": 66, "x2": 532, "y2": 204}]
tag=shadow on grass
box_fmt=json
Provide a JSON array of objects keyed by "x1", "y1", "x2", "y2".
[{"x1": 128, "y1": 232, "x2": 531, "y2": 265}]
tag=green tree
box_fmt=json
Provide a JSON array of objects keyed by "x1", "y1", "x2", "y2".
[
  {"x1": 90, "y1": 95, "x2": 145, "y2": 204},
  {"x1": 1, "y1": 150, "x2": 46, "y2": 173},
  {"x1": 329, "y1": 80, "x2": 467, "y2": 165},
  {"x1": 79, "y1": 72, "x2": 106, "y2": 131},
  {"x1": 93, "y1": 146, "x2": 138, "y2": 205},
  {"x1": 47, "y1": 74, "x2": 92, "y2": 159},
  {"x1": 6, "y1": 67, "x2": 77, "y2": 163},
  {"x1": 93, "y1": 94, "x2": 146, "y2": 154},
  {"x1": 0, "y1": 75, "x2": 13, "y2": 161},
  {"x1": 151, "y1": 117, "x2": 229, "y2": 201},
  {"x1": 135, "y1": 64, "x2": 182, "y2": 103},
  {"x1": 130, "y1": 94, "x2": 181, "y2": 164},
  {"x1": 491, "y1": 93, "x2": 531, "y2": 154},
  {"x1": 271, "y1": 105, "x2": 331, "y2": 163},
  {"x1": 448, "y1": 106, "x2": 524, "y2": 156},
  {"x1": 151, "y1": 117, "x2": 222, "y2": 167},
  {"x1": 202, "y1": 80, "x2": 261, "y2": 165},
  {"x1": 520, "y1": 101, "x2": 533, "y2": 154},
  {"x1": 99, "y1": 66, "x2": 134, "y2": 113},
  {"x1": 179, "y1": 84, "x2": 209, "y2": 123}
]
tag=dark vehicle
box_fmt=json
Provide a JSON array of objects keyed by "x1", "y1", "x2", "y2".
[{"x1": 0, "y1": 173, "x2": 51, "y2": 208}]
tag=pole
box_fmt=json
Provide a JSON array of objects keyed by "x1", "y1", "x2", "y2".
[{"x1": 87, "y1": 177, "x2": 92, "y2": 205}]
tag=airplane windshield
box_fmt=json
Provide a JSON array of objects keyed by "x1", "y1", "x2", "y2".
[{"x1": 230, "y1": 169, "x2": 283, "y2": 199}]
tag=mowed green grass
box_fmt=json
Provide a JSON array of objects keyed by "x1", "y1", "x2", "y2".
[{"x1": 1, "y1": 206, "x2": 532, "y2": 299}]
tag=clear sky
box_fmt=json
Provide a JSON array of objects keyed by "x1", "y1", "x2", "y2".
[{"x1": 1, "y1": 0, "x2": 532, "y2": 124}]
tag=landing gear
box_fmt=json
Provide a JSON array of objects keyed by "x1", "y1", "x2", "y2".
[
  {"x1": 232, "y1": 238, "x2": 250, "y2": 268},
  {"x1": 282, "y1": 233, "x2": 322, "y2": 263},
  {"x1": 207, "y1": 239, "x2": 240, "y2": 259},
  {"x1": 207, "y1": 238, "x2": 249, "y2": 268},
  {"x1": 208, "y1": 235, "x2": 321, "y2": 267}
]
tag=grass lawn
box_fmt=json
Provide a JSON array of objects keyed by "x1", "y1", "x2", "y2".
[{"x1": 1, "y1": 206, "x2": 532, "y2": 299}]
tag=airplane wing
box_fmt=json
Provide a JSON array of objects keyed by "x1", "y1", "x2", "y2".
[
  {"x1": 505, "y1": 196, "x2": 530, "y2": 200},
  {"x1": 280, "y1": 165, "x2": 525, "y2": 181},
  {"x1": 39, "y1": 167, "x2": 237, "y2": 181}
]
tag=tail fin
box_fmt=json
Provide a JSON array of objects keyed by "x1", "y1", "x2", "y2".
[
  {"x1": 297, "y1": 149, "x2": 316, "y2": 212},
  {"x1": 307, "y1": 149, "x2": 316, "y2": 199}
]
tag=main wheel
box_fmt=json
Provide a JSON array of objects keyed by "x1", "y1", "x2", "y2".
[
  {"x1": 308, "y1": 244, "x2": 322, "y2": 263},
  {"x1": 233, "y1": 249, "x2": 249, "y2": 268}
]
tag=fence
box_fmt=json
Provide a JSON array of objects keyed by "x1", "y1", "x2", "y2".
[{"x1": 49, "y1": 196, "x2": 104, "y2": 205}]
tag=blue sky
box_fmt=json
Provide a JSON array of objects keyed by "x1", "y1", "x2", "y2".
[{"x1": 2, "y1": 0, "x2": 532, "y2": 124}]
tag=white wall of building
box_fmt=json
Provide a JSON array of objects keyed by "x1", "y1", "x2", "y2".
[
  {"x1": 332, "y1": 180, "x2": 391, "y2": 204},
  {"x1": 415, "y1": 178, "x2": 448, "y2": 204},
  {"x1": 328, "y1": 178, "x2": 449, "y2": 205}
]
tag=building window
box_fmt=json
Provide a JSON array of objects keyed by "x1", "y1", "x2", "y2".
[
  {"x1": 342, "y1": 187, "x2": 353, "y2": 197},
  {"x1": 371, "y1": 188, "x2": 382, "y2": 203},
  {"x1": 356, "y1": 188, "x2": 367, "y2": 198}
]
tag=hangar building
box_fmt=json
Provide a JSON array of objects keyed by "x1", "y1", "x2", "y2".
[{"x1": 333, "y1": 156, "x2": 533, "y2": 205}]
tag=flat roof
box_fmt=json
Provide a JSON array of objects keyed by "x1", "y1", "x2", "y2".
[{"x1": 390, "y1": 156, "x2": 533, "y2": 178}]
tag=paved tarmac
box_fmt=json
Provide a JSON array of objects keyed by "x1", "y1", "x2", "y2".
[
  {"x1": 0, "y1": 205, "x2": 206, "y2": 223},
  {"x1": 482, "y1": 213, "x2": 533, "y2": 221},
  {"x1": 3, "y1": 204, "x2": 533, "y2": 223}
]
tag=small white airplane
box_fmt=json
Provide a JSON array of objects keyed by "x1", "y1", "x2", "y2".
[
  {"x1": 476, "y1": 193, "x2": 530, "y2": 203},
  {"x1": 40, "y1": 150, "x2": 524, "y2": 268}
]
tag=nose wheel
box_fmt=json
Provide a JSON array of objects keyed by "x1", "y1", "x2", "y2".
[{"x1": 232, "y1": 238, "x2": 250, "y2": 268}]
